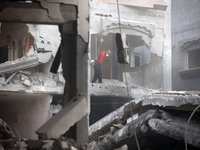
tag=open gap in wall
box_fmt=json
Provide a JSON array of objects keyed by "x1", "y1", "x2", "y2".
[
  {"x1": 0, "y1": 22, "x2": 64, "y2": 139},
  {"x1": 0, "y1": 22, "x2": 62, "y2": 74},
  {"x1": 90, "y1": 33, "x2": 153, "y2": 88}
]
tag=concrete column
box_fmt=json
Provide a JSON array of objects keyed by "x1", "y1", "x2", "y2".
[{"x1": 59, "y1": 21, "x2": 88, "y2": 144}]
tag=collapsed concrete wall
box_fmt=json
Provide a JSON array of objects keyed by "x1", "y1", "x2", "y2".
[
  {"x1": 172, "y1": 0, "x2": 200, "y2": 91},
  {"x1": 89, "y1": 0, "x2": 171, "y2": 90}
]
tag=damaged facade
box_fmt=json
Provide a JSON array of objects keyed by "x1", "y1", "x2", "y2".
[
  {"x1": 89, "y1": 0, "x2": 171, "y2": 90},
  {"x1": 0, "y1": 0, "x2": 200, "y2": 150},
  {"x1": 0, "y1": 23, "x2": 64, "y2": 139},
  {"x1": 0, "y1": 0, "x2": 89, "y2": 148},
  {"x1": 88, "y1": 0, "x2": 200, "y2": 149}
]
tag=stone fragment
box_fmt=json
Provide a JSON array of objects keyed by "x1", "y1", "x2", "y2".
[
  {"x1": 41, "y1": 140, "x2": 54, "y2": 150},
  {"x1": 0, "y1": 77, "x2": 5, "y2": 84},
  {"x1": 38, "y1": 52, "x2": 52, "y2": 63},
  {"x1": 44, "y1": 79, "x2": 57, "y2": 87},
  {"x1": 23, "y1": 79, "x2": 32, "y2": 87},
  {"x1": 20, "y1": 74, "x2": 28, "y2": 81}
]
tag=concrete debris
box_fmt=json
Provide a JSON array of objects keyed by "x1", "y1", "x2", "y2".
[
  {"x1": 0, "y1": 52, "x2": 52, "y2": 75},
  {"x1": 18, "y1": 140, "x2": 28, "y2": 150},
  {"x1": 0, "y1": 119, "x2": 16, "y2": 149},
  {"x1": 1, "y1": 136, "x2": 88, "y2": 150},
  {"x1": 0, "y1": 118, "x2": 88, "y2": 150},
  {"x1": 49, "y1": 104, "x2": 62, "y2": 117},
  {"x1": 36, "y1": 97, "x2": 88, "y2": 140},
  {"x1": 23, "y1": 79, "x2": 32, "y2": 87},
  {"x1": 44, "y1": 79, "x2": 57, "y2": 87},
  {"x1": 0, "y1": 77, "x2": 5, "y2": 84},
  {"x1": 89, "y1": 79, "x2": 131, "y2": 98},
  {"x1": 89, "y1": 91, "x2": 200, "y2": 149},
  {"x1": 89, "y1": 108, "x2": 200, "y2": 150},
  {"x1": 114, "y1": 144, "x2": 128, "y2": 150},
  {"x1": 41, "y1": 140, "x2": 54, "y2": 150},
  {"x1": 3, "y1": 72, "x2": 64, "y2": 87}
]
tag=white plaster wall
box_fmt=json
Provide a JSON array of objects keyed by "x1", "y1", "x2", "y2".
[
  {"x1": 162, "y1": 0, "x2": 171, "y2": 91},
  {"x1": 27, "y1": 24, "x2": 61, "y2": 57},
  {"x1": 0, "y1": 23, "x2": 61, "y2": 58},
  {"x1": 90, "y1": 1, "x2": 167, "y2": 57},
  {"x1": 0, "y1": 93, "x2": 51, "y2": 139},
  {"x1": 89, "y1": 0, "x2": 171, "y2": 90}
]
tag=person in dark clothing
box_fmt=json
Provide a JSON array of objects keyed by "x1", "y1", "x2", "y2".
[{"x1": 92, "y1": 50, "x2": 111, "y2": 83}]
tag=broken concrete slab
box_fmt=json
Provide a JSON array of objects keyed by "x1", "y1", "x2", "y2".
[
  {"x1": 148, "y1": 118, "x2": 200, "y2": 148},
  {"x1": 89, "y1": 109, "x2": 162, "y2": 150},
  {"x1": 2, "y1": 72, "x2": 64, "y2": 87},
  {"x1": 89, "y1": 91, "x2": 200, "y2": 143},
  {"x1": 36, "y1": 97, "x2": 88, "y2": 140},
  {"x1": 0, "y1": 52, "x2": 52, "y2": 75},
  {"x1": 0, "y1": 71, "x2": 64, "y2": 94},
  {"x1": 89, "y1": 79, "x2": 131, "y2": 98},
  {"x1": 135, "y1": 92, "x2": 200, "y2": 109},
  {"x1": 89, "y1": 108, "x2": 200, "y2": 149},
  {"x1": 0, "y1": 84, "x2": 63, "y2": 95},
  {"x1": 44, "y1": 79, "x2": 57, "y2": 87}
]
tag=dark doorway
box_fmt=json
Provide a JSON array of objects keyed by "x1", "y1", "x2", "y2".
[{"x1": 0, "y1": 45, "x2": 8, "y2": 64}]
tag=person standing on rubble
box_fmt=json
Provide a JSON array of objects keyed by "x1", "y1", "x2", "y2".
[{"x1": 92, "y1": 50, "x2": 111, "y2": 83}]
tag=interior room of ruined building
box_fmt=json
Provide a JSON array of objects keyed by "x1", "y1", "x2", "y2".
[{"x1": 0, "y1": 0, "x2": 200, "y2": 150}]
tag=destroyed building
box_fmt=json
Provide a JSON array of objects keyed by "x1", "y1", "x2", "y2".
[
  {"x1": 0, "y1": 0, "x2": 89, "y2": 149},
  {"x1": 0, "y1": 0, "x2": 200, "y2": 150},
  {"x1": 0, "y1": 22, "x2": 64, "y2": 139},
  {"x1": 88, "y1": 0, "x2": 200, "y2": 150},
  {"x1": 89, "y1": 0, "x2": 171, "y2": 128}
]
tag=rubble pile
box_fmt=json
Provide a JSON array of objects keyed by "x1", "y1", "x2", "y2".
[
  {"x1": 88, "y1": 92, "x2": 200, "y2": 150},
  {"x1": 0, "y1": 119, "x2": 88, "y2": 150},
  {"x1": 0, "y1": 119, "x2": 16, "y2": 149},
  {"x1": 10, "y1": 72, "x2": 63, "y2": 87},
  {"x1": 0, "y1": 71, "x2": 64, "y2": 87}
]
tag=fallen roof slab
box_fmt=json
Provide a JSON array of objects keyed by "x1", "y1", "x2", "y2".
[
  {"x1": 89, "y1": 109, "x2": 200, "y2": 149},
  {"x1": 89, "y1": 92, "x2": 200, "y2": 142}
]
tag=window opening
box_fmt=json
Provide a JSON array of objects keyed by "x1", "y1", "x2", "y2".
[{"x1": 188, "y1": 49, "x2": 200, "y2": 69}]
